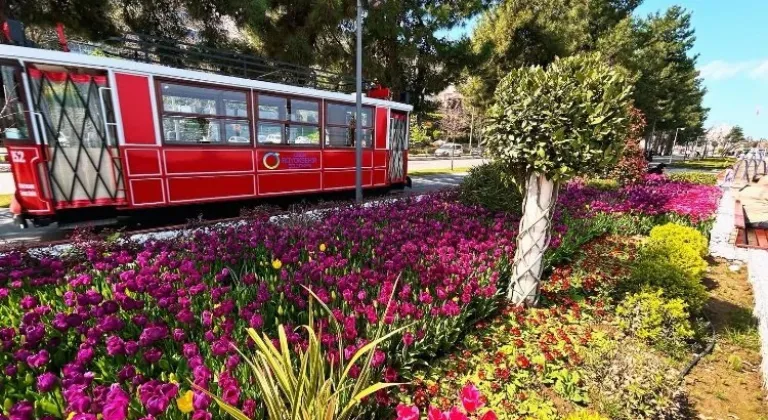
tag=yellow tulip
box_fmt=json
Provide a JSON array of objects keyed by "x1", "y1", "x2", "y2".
[
  {"x1": 272, "y1": 259, "x2": 283, "y2": 270},
  {"x1": 319, "y1": 243, "x2": 327, "y2": 252},
  {"x1": 177, "y1": 390, "x2": 194, "y2": 414}
]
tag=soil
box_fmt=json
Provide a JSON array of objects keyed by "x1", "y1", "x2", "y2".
[{"x1": 685, "y1": 258, "x2": 768, "y2": 419}]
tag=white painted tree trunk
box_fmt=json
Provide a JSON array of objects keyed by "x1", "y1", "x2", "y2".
[{"x1": 508, "y1": 172, "x2": 558, "y2": 305}]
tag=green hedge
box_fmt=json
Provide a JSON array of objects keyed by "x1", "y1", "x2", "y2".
[
  {"x1": 623, "y1": 223, "x2": 709, "y2": 312},
  {"x1": 668, "y1": 172, "x2": 718, "y2": 185},
  {"x1": 458, "y1": 162, "x2": 522, "y2": 213}
]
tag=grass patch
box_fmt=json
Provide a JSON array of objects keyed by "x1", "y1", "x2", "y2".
[
  {"x1": 0, "y1": 193, "x2": 11, "y2": 208},
  {"x1": 669, "y1": 158, "x2": 735, "y2": 171},
  {"x1": 722, "y1": 306, "x2": 760, "y2": 351},
  {"x1": 409, "y1": 167, "x2": 473, "y2": 176}
]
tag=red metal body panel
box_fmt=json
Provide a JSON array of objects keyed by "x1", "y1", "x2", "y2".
[
  {"x1": 323, "y1": 169, "x2": 373, "y2": 190},
  {"x1": 258, "y1": 172, "x2": 322, "y2": 195},
  {"x1": 129, "y1": 178, "x2": 165, "y2": 205},
  {"x1": 256, "y1": 149, "x2": 321, "y2": 172},
  {"x1": 124, "y1": 149, "x2": 162, "y2": 176},
  {"x1": 375, "y1": 107, "x2": 387, "y2": 149},
  {"x1": 167, "y1": 174, "x2": 256, "y2": 203},
  {"x1": 114, "y1": 73, "x2": 157, "y2": 145},
  {"x1": 164, "y1": 149, "x2": 254, "y2": 174},
  {"x1": 4, "y1": 145, "x2": 53, "y2": 214},
  {"x1": 373, "y1": 151, "x2": 387, "y2": 168},
  {"x1": 322, "y1": 149, "x2": 373, "y2": 169},
  {"x1": 373, "y1": 169, "x2": 387, "y2": 186}
]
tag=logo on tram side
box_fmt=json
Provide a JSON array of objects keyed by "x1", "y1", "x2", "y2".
[{"x1": 263, "y1": 152, "x2": 281, "y2": 170}]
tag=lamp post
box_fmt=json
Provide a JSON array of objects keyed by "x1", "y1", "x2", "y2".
[
  {"x1": 355, "y1": 0, "x2": 364, "y2": 203},
  {"x1": 673, "y1": 127, "x2": 685, "y2": 155}
]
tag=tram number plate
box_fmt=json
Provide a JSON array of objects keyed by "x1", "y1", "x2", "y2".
[{"x1": 10, "y1": 150, "x2": 26, "y2": 163}]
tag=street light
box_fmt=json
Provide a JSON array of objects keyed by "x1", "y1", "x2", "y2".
[
  {"x1": 355, "y1": 0, "x2": 383, "y2": 203},
  {"x1": 355, "y1": 0, "x2": 364, "y2": 203}
]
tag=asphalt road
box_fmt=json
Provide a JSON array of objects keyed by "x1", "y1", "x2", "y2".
[
  {"x1": 0, "y1": 173, "x2": 468, "y2": 246},
  {"x1": 409, "y1": 158, "x2": 486, "y2": 172}
]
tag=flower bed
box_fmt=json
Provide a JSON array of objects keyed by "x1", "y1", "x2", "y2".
[
  {"x1": 560, "y1": 174, "x2": 721, "y2": 226},
  {"x1": 397, "y1": 237, "x2": 689, "y2": 420},
  {"x1": 0, "y1": 175, "x2": 721, "y2": 419},
  {"x1": 0, "y1": 195, "x2": 522, "y2": 419}
]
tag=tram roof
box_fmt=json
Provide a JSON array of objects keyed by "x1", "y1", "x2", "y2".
[{"x1": 0, "y1": 43, "x2": 413, "y2": 113}]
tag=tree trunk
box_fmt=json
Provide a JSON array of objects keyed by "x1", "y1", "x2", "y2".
[{"x1": 508, "y1": 173, "x2": 558, "y2": 305}]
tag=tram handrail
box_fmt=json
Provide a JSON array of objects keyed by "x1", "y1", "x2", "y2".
[{"x1": 37, "y1": 33, "x2": 368, "y2": 94}]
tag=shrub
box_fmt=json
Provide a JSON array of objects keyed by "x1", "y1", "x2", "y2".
[
  {"x1": 458, "y1": 162, "x2": 522, "y2": 212},
  {"x1": 583, "y1": 340, "x2": 689, "y2": 419},
  {"x1": 608, "y1": 108, "x2": 648, "y2": 185},
  {"x1": 668, "y1": 172, "x2": 717, "y2": 185},
  {"x1": 616, "y1": 289, "x2": 694, "y2": 354},
  {"x1": 648, "y1": 223, "x2": 709, "y2": 258},
  {"x1": 627, "y1": 243, "x2": 708, "y2": 312},
  {"x1": 584, "y1": 178, "x2": 619, "y2": 191},
  {"x1": 624, "y1": 223, "x2": 709, "y2": 312}
]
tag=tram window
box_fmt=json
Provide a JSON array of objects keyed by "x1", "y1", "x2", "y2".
[
  {"x1": 159, "y1": 81, "x2": 250, "y2": 145},
  {"x1": 161, "y1": 83, "x2": 247, "y2": 117},
  {"x1": 163, "y1": 117, "x2": 250, "y2": 144},
  {"x1": 326, "y1": 103, "x2": 372, "y2": 127},
  {"x1": 325, "y1": 126, "x2": 371, "y2": 148},
  {"x1": 255, "y1": 94, "x2": 320, "y2": 147},
  {"x1": 0, "y1": 65, "x2": 30, "y2": 141},
  {"x1": 258, "y1": 96, "x2": 287, "y2": 120},
  {"x1": 290, "y1": 100, "x2": 319, "y2": 124},
  {"x1": 258, "y1": 123, "x2": 283, "y2": 144},
  {"x1": 324, "y1": 102, "x2": 373, "y2": 148},
  {"x1": 289, "y1": 126, "x2": 320, "y2": 145}
]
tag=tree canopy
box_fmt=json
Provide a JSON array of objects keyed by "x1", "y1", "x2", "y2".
[
  {"x1": 484, "y1": 53, "x2": 633, "y2": 185},
  {"x1": 461, "y1": 0, "x2": 706, "y2": 136},
  {"x1": 3, "y1": 0, "x2": 706, "y2": 127},
  {"x1": 3, "y1": 0, "x2": 484, "y2": 114}
]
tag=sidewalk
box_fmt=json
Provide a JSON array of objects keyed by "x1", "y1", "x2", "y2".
[{"x1": 710, "y1": 186, "x2": 768, "y2": 389}]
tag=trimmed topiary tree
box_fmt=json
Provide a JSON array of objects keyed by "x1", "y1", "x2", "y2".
[{"x1": 484, "y1": 53, "x2": 633, "y2": 305}]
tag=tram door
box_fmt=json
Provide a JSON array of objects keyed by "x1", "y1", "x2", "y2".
[
  {"x1": 389, "y1": 111, "x2": 407, "y2": 183},
  {"x1": 27, "y1": 65, "x2": 124, "y2": 206}
]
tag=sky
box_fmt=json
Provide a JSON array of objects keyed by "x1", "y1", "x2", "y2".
[{"x1": 439, "y1": 1, "x2": 768, "y2": 139}]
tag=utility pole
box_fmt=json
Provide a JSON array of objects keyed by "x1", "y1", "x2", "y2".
[
  {"x1": 469, "y1": 107, "x2": 474, "y2": 152},
  {"x1": 673, "y1": 127, "x2": 684, "y2": 157},
  {"x1": 354, "y1": 0, "x2": 364, "y2": 203}
]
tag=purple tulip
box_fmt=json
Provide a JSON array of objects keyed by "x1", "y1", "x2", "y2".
[
  {"x1": 19, "y1": 295, "x2": 37, "y2": 310},
  {"x1": 76, "y1": 346, "x2": 96, "y2": 365},
  {"x1": 139, "y1": 325, "x2": 168, "y2": 346},
  {"x1": 191, "y1": 411, "x2": 212, "y2": 420},
  {"x1": 26, "y1": 350, "x2": 50, "y2": 369},
  {"x1": 102, "y1": 384, "x2": 130, "y2": 420},
  {"x1": 106, "y1": 336, "x2": 125, "y2": 356},
  {"x1": 193, "y1": 390, "x2": 212, "y2": 410},
  {"x1": 36, "y1": 372, "x2": 58, "y2": 392},
  {"x1": 9, "y1": 401, "x2": 33, "y2": 420},
  {"x1": 143, "y1": 347, "x2": 163, "y2": 364}
]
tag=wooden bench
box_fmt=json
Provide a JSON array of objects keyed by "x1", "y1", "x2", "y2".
[{"x1": 735, "y1": 199, "x2": 768, "y2": 249}]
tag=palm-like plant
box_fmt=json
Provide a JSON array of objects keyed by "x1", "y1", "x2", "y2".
[{"x1": 200, "y1": 286, "x2": 407, "y2": 420}]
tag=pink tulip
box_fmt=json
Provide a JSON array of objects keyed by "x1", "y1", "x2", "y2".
[
  {"x1": 395, "y1": 404, "x2": 420, "y2": 420},
  {"x1": 460, "y1": 383, "x2": 483, "y2": 413}
]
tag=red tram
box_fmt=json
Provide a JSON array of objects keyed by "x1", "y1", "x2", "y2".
[{"x1": 0, "y1": 34, "x2": 411, "y2": 228}]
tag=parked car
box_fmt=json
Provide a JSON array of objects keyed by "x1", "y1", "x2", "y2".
[
  {"x1": 470, "y1": 147, "x2": 484, "y2": 157},
  {"x1": 434, "y1": 143, "x2": 463, "y2": 157}
]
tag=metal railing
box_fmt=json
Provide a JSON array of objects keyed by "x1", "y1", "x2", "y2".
[{"x1": 42, "y1": 33, "x2": 365, "y2": 94}]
